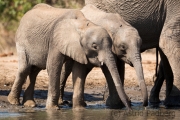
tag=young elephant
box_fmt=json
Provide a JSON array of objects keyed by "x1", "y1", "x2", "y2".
[
  {"x1": 59, "y1": 5, "x2": 148, "y2": 108},
  {"x1": 8, "y1": 3, "x2": 131, "y2": 110}
]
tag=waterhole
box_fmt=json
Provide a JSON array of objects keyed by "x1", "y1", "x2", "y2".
[{"x1": 0, "y1": 104, "x2": 179, "y2": 120}]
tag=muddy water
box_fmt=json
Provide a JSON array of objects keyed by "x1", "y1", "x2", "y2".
[{"x1": 0, "y1": 105, "x2": 179, "y2": 120}]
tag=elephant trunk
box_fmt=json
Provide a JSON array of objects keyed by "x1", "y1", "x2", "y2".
[
  {"x1": 131, "y1": 53, "x2": 148, "y2": 107},
  {"x1": 103, "y1": 50, "x2": 131, "y2": 110}
]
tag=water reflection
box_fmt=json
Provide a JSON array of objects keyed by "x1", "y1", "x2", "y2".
[
  {"x1": 0, "y1": 107, "x2": 179, "y2": 120},
  {"x1": 45, "y1": 108, "x2": 177, "y2": 120},
  {"x1": 0, "y1": 112, "x2": 22, "y2": 118}
]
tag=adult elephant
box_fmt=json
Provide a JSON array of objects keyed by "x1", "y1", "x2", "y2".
[
  {"x1": 59, "y1": 4, "x2": 148, "y2": 108},
  {"x1": 151, "y1": 59, "x2": 180, "y2": 107},
  {"x1": 7, "y1": 3, "x2": 131, "y2": 110},
  {"x1": 85, "y1": 0, "x2": 180, "y2": 106},
  {"x1": 149, "y1": 60, "x2": 174, "y2": 107}
]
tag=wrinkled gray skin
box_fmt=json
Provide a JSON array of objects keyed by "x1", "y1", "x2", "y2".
[
  {"x1": 85, "y1": 0, "x2": 180, "y2": 106},
  {"x1": 59, "y1": 4, "x2": 148, "y2": 108},
  {"x1": 7, "y1": 3, "x2": 131, "y2": 110},
  {"x1": 150, "y1": 49, "x2": 180, "y2": 107}
]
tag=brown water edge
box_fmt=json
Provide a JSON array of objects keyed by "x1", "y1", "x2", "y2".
[
  {"x1": 0, "y1": 107, "x2": 180, "y2": 120},
  {"x1": 0, "y1": 84, "x2": 177, "y2": 120}
]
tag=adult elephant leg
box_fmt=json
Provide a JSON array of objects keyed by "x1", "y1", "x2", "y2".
[
  {"x1": 159, "y1": 18, "x2": 180, "y2": 106},
  {"x1": 160, "y1": 51, "x2": 174, "y2": 106},
  {"x1": 101, "y1": 59, "x2": 127, "y2": 109},
  {"x1": 8, "y1": 50, "x2": 30, "y2": 105},
  {"x1": 23, "y1": 66, "x2": 41, "y2": 107},
  {"x1": 149, "y1": 61, "x2": 165, "y2": 107},
  {"x1": 59, "y1": 59, "x2": 74, "y2": 105},
  {"x1": 158, "y1": 49, "x2": 174, "y2": 106},
  {"x1": 72, "y1": 61, "x2": 92, "y2": 109}
]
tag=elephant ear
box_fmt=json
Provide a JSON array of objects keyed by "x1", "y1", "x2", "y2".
[{"x1": 53, "y1": 19, "x2": 88, "y2": 64}]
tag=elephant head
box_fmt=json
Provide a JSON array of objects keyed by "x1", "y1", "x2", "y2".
[
  {"x1": 112, "y1": 25, "x2": 148, "y2": 106},
  {"x1": 81, "y1": 4, "x2": 148, "y2": 107},
  {"x1": 54, "y1": 19, "x2": 131, "y2": 109}
]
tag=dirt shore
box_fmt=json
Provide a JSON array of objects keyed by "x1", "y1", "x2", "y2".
[{"x1": 0, "y1": 52, "x2": 166, "y2": 109}]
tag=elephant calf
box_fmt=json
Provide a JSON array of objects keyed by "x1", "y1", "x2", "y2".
[
  {"x1": 8, "y1": 3, "x2": 131, "y2": 110},
  {"x1": 59, "y1": 4, "x2": 148, "y2": 108}
]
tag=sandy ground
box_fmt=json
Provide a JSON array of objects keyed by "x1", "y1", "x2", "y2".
[{"x1": 0, "y1": 52, "x2": 166, "y2": 109}]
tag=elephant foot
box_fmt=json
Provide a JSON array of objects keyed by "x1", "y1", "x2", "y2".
[
  {"x1": 149, "y1": 102, "x2": 160, "y2": 108},
  {"x1": 58, "y1": 98, "x2": 64, "y2": 105},
  {"x1": 46, "y1": 104, "x2": 60, "y2": 110},
  {"x1": 73, "y1": 106, "x2": 85, "y2": 110},
  {"x1": 163, "y1": 86, "x2": 180, "y2": 107},
  {"x1": 105, "y1": 95, "x2": 125, "y2": 109},
  {"x1": 23, "y1": 100, "x2": 36, "y2": 107},
  {"x1": 59, "y1": 100, "x2": 72, "y2": 107},
  {"x1": 58, "y1": 98, "x2": 69, "y2": 105},
  {"x1": 73, "y1": 102, "x2": 87, "y2": 108},
  {"x1": 73, "y1": 98, "x2": 87, "y2": 109},
  {"x1": 164, "y1": 95, "x2": 180, "y2": 107},
  {"x1": 46, "y1": 96, "x2": 60, "y2": 110},
  {"x1": 149, "y1": 94, "x2": 161, "y2": 108},
  {"x1": 7, "y1": 93, "x2": 20, "y2": 105}
]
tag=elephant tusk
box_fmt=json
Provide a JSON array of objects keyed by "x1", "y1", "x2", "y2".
[{"x1": 101, "y1": 61, "x2": 103, "y2": 66}]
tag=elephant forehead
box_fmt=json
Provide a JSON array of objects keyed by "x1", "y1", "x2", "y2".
[
  {"x1": 86, "y1": 26, "x2": 110, "y2": 38},
  {"x1": 114, "y1": 29, "x2": 141, "y2": 46}
]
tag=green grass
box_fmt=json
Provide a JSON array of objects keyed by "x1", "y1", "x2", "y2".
[{"x1": 0, "y1": 1, "x2": 84, "y2": 54}]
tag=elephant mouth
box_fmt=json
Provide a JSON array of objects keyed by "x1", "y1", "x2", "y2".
[
  {"x1": 118, "y1": 56, "x2": 133, "y2": 67},
  {"x1": 87, "y1": 57, "x2": 104, "y2": 67},
  {"x1": 93, "y1": 62, "x2": 103, "y2": 67},
  {"x1": 126, "y1": 60, "x2": 133, "y2": 67},
  {"x1": 97, "y1": 61, "x2": 104, "y2": 67}
]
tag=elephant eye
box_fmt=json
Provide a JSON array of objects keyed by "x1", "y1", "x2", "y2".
[
  {"x1": 122, "y1": 45, "x2": 125, "y2": 49},
  {"x1": 92, "y1": 43, "x2": 98, "y2": 50},
  {"x1": 120, "y1": 44, "x2": 126, "y2": 51}
]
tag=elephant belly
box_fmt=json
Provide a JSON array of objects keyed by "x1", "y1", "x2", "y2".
[{"x1": 28, "y1": 50, "x2": 48, "y2": 69}]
